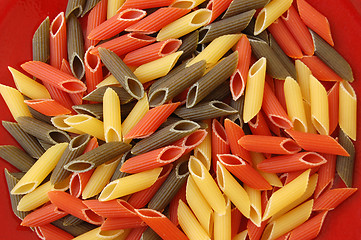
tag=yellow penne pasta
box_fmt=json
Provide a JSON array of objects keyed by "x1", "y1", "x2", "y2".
[
  {"x1": 0, "y1": 84, "x2": 32, "y2": 121},
  {"x1": 171, "y1": 0, "x2": 207, "y2": 9},
  {"x1": 51, "y1": 115, "x2": 86, "y2": 135},
  {"x1": 96, "y1": 74, "x2": 120, "y2": 88},
  {"x1": 186, "y1": 175, "x2": 214, "y2": 236},
  {"x1": 8, "y1": 67, "x2": 51, "y2": 99},
  {"x1": 244, "y1": 185, "x2": 262, "y2": 227},
  {"x1": 250, "y1": 152, "x2": 282, "y2": 187},
  {"x1": 98, "y1": 167, "x2": 162, "y2": 201},
  {"x1": 309, "y1": 75, "x2": 329, "y2": 135},
  {"x1": 178, "y1": 200, "x2": 211, "y2": 240},
  {"x1": 262, "y1": 169, "x2": 310, "y2": 221},
  {"x1": 64, "y1": 114, "x2": 105, "y2": 141},
  {"x1": 295, "y1": 60, "x2": 311, "y2": 103},
  {"x1": 261, "y1": 200, "x2": 313, "y2": 240},
  {"x1": 107, "y1": 0, "x2": 125, "y2": 19},
  {"x1": 189, "y1": 157, "x2": 226, "y2": 214},
  {"x1": 232, "y1": 230, "x2": 248, "y2": 240},
  {"x1": 194, "y1": 120, "x2": 212, "y2": 171},
  {"x1": 254, "y1": 0, "x2": 293, "y2": 35},
  {"x1": 103, "y1": 87, "x2": 122, "y2": 142},
  {"x1": 73, "y1": 227, "x2": 124, "y2": 240},
  {"x1": 243, "y1": 57, "x2": 267, "y2": 123},
  {"x1": 217, "y1": 162, "x2": 250, "y2": 218},
  {"x1": 134, "y1": 51, "x2": 183, "y2": 84},
  {"x1": 11, "y1": 143, "x2": 68, "y2": 195},
  {"x1": 214, "y1": 197, "x2": 231, "y2": 240},
  {"x1": 284, "y1": 77, "x2": 308, "y2": 132},
  {"x1": 121, "y1": 94, "x2": 149, "y2": 143},
  {"x1": 187, "y1": 34, "x2": 242, "y2": 67},
  {"x1": 303, "y1": 100, "x2": 317, "y2": 134},
  {"x1": 339, "y1": 80, "x2": 357, "y2": 140},
  {"x1": 157, "y1": 9, "x2": 211, "y2": 41},
  {"x1": 82, "y1": 157, "x2": 121, "y2": 199}
]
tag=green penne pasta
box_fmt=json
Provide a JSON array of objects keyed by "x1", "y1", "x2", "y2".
[
  {"x1": 28, "y1": 106, "x2": 53, "y2": 124},
  {"x1": 2, "y1": 121, "x2": 45, "y2": 159},
  {"x1": 52, "y1": 218, "x2": 97, "y2": 236},
  {"x1": 243, "y1": 19, "x2": 269, "y2": 43},
  {"x1": 82, "y1": 85, "x2": 133, "y2": 104},
  {"x1": 37, "y1": 139, "x2": 53, "y2": 151},
  {"x1": 336, "y1": 129, "x2": 355, "y2": 187},
  {"x1": 177, "y1": 30, "x2": 199, "y2": 63},
  {"x1": 142, "y1": 228, "x2": 162, "y2": 240},
  {"x1": 72, "y1": 103, "x2": 103, "y2": 119},
  {"x1": 202, "y1": 80, "x2": 231, "y2": 102},
  {"x1": 228, "y1": 95, "x2": 245, "y2": 128},
  {"x1": 65, "y1": 0, "x2": 86, "y2": 18},
  {"x1": 81, "y1": 0, "x2": 101, "y2": 17},
  {"x1": 0, "y1": 145, "x2": 36, "y2": 172},
  {"x1": 32, "y1": 17, "x2": 50, "y2": 63},
  {"x1": 223, "y1": 0, "x2": 269, "y2": 19},
  {"x1": 67, "y1": 13, "x2": 85, "y2": 79},
  {"x1": 62, "y1": 215, "x2": 84, "y2": 226},
  {"x1": 98, "y1": 48, "x2": 144, "y2": 100},
  {"x1": 110, "y1": 150, "x2": 132, "y2": 181}
]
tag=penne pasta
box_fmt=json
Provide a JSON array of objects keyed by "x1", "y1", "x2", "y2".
[
  {"x1": 222, "y1": 0, "x2": 269, "y2": 19},
  {"x1": 50, "y1": 12, "x2": 67, "y2": 70},
  {"x1": 83, "y1": 85, "x2": 133, "y2": 104},
  {"x1": 67, "y1": 13, "x2": 85, "y2": 79},
  {"x1": 107, "y1": 0, "x2": 125, "y2": 19},
  {"x1": 103, "y1": 87, "x2": 122, "y2": 142},
  {"x1": 244, "y1": 185, "x2": 262, "y2": 227},
  {"x1": 21, "y1": 203, "x2": 68, "y2": 227},
  {"x1": 84, "y1": 0, "x2": 107, "y2": 48},
  {"x1": 206, "y1": 0, "x2": 233, "y2": 23},
  {"x1": 313, "y1": 188, "x2": 357, "y2": 211},
  {"x1": 24, "y1": 99, "x2": 71, "y2": 116},
  {"x1": 213, "y1": 197, "x2": 231, "y2": 240},
  {"x1": 0, "y1": 84, "x2": 32, "y2": 121},
  {"x1": 288, "y1": 211, "x2": 328, "y2": 240},
  {"x1": 339, "y1": 80, "x2": 357, "y2": 140},
  {"x1": 32, "y1": 16, "x2": 50, "y2": 63},
  {"x1": 177, "y1": 31, "x2": 199, "y2": 63},
  {"x1": 64, "y1": 114, "x2": 105, "y2": 140},
  {"x1": 327, "y1": 82, "x2": 339, "y2": 135},
  {"x1": 336, "y1": 129, "x2": 355, "y2": 188},
  {"x1": 72, "y1": 103, "x2": 103, "y2": 119},
  {"x1": 0, "y1": 145, "x2": 36, "y2": 172}
]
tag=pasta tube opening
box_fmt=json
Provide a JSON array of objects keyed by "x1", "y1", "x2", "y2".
[
  {"x1": 83, "y1": 209, "x2": 104, "y2": 225},
  {"x1": 171, "y1": 0, "x2": 195, "y2": 9},
  {"x1": 50, "y1": 12, "x2": 65, "y2": 37},
  {"x1": 118, "y1": 9, "x2": 146, "y2": 21},
  {"x1": 190, "y1": 10, "x2": 211, "y2": 25}
]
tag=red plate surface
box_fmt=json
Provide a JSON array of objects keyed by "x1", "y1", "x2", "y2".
[{"x1": 0, "y1": 0, "x2": 360, "y2": 239}]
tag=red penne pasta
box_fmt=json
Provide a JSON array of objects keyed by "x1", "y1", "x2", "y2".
[
  {"x1": 206, "y1": 0, "x2": 233, "y2": 23},
  {"x1": 125, "y1": 7, "x2": 191, "y2": 34},
  {"x1": 21, "y1": 203, "x2": 68, "y2": 227},
  {"x1": 314, "y1": 154, "x2": 336, "y2": 198},
  {"x1": 168, "y1": 181, "x2": 187, "y2": 226},
  {"x1": 135, "y1": 209, "x2": 188, "y2": 240},
  {"x1": 48, "y1": 191, "x2": 104, "y2": 225},
  {"x1": 88, "y1": 9, "x2": 147, "y2": 40},
  {"x1": 35, "y1": 224, "x2": 73, "y2": 240},
  {"x1": 127, "y1": 164, "x2": 173, "y2": 209},
  {"x1": 84, "y1": 46, "x2": 104, "y2": 94},
  {"x1": 212, "y1": 119, "x2": 230, "y2": 172},
  {"x1": 297, "y1": 0, "x2": 334, "y2": 46},
  {"x1": 84, "y1": 136, "x2": 99, "y2": 152},
  {"x1": 224, "y1": 119, "x2": 252, "y2": 163},
  {"x1": 85, "y1": 0, "x2": 107, "y2": 49},
  {"x1": 300, "y1": 55, "x2": 343, "y2": 81},
  {"x1": 69, "y1": 170, "x2": 94, "y2": 198},
  {"x1": 238, "y1": 135, "x2": 301, "y2": 155},
  {"x1": 117, "y1": 0, "x2": 174, "y2": 13},
  {"x1": 257, "y1": 152, "x2": 327, "y2": 173},
  {"x1": 42, "y1": 82, "x2": 75, "y2": 112},
  {"x1": 90, "y1": 32, "x2": 156, "y2": 57},
  {"x1": 247, "y1": 219, "x2": 267, "y2": 240},
  {"x1": 275, "y1": 233, "x2": 290, "y2": 240},
  {"x1": 313, "y1": 188, "x2": 357, "y2": 211},
  {"x1": 285, "y1": 129, "x2": 349, "y2": 156},
  {"x1": 24, "y1": 99, "x2": 71, "y2": 116},
  {"x1": 288, "y1": 211, "x2": 328, "y2": 240},
  {"x1": 248, "y1": 112, "x2": 273, "y2": 137},
  {"x1": 83, "y1": 199, "x2": 137, "y2": 218},
  {"x1": 124, "y1": 102, "x2": 180, "y2": 139},
  {"x1": 101, "y1": 217, "x2": 147, "y2": 230},
  {"x1": 123, "y1": 39, "x2": 182, "y2": 66},
  {"x1": 60, "y1": 59, "x2": 83, "y2": 106},
  {"x1": 274, "y1": 79, "x2": 287, "y2": 111},
  {"x1": 172, "y1": 129, "x2": 208, "y2": 154},
  {"x1": 21, "y1": 61, "x2": 87, "y2": 94},
  {"x1": 60, "y1": 58, "x2": 72, "y2": 75},
  {"x1": 218, "y1": 154, "x2": 272, "y2": 190},
  {"x1": 327, "y1": 82, "x2": 339, "y2": 135},
  {"x1": 262, "y1": 82, "x2": 293, "y2": 130},
  {"x1": 231, "y1": 207, "x2": 243, "y2": 238},
  {"x1": 125, "y1": 226, "x2": 148, "y2": 240},
  {"x1": 230, "y1": 35, "x2": 251, "y2": 100},
  {"x1": 268, "y1": 18, "x2": 303, "y2": 59},
  {"x1": 120, "y1": 146, "x2": 184, "y2": 173},
  {"x1": 50, "y1": 12, "x2": 67, "y2": 70},
  {"x1": 281, "y1": 5, "x2": 314, "y2": 55}
]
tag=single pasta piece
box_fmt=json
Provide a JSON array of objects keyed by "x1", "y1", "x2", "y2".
[
  {"x1": 314, "y1": 153, "x2": 336, "y2": 198},
  {"x1": 64, "y1": 114, "x2": 105, "y2": 140},
  {"x1": 71, "y1": 227, "x2": 125, "y2": 240},
  {"x1": 117, "y1": 0, "x2": 174, "y2": 12},
  {"x1": 168, "y1": 182, "x2": 187, "y2": 226},
  {"x1": 0, "y1": 84, "x2": 32, "y2": 121},
  {"x1": 24, "y1": 99, "x2": 71, "y2": 116},
  {"x1": 222, "y1": 0, "x2": 269, "y2": 19},
  {"x1": 84, "y1": 46, "x2": 103, "y2": 94},
  {"x1": 69, "y1": 170, "x2": 94, "y2": 198},
  {"x1": 21, "y1": 203, "x2": 68, "y2": 227},
  {"x1": 247, "y1": 219, "x2": 267, "y2": 240},
  {"x1": 313, "y1": 188, "x2": 357, "y2": 211},
  {"x1": 35, "y1": 224, "x2": 74, "y2": 240},
  {"x1": 100, "y1": 217, "x2": 146, "y2": 230},
  {"x1": 213, "y1": 196, "x2": 232, "y2": 240},
  {"x1": 51, "y1": 115, "x2": 85, "y2": 135},
  {"x1": 50, "y1": 12, "x2": 67, "y2": 70},
  {"x1": 103, "y1": 87, "x2": 122, "y2": 142},
  {"x1": 244, "y1": 185, "x2": 262, "y2": 227},
  {"x1": 65, "y1": 0, "x2": 87, "y2": 18},
  {"x1": 295, "y1": 60, "x2": 311, "y2": 103},
  {"x1": 83, "y1": 198, "x2": 136, "y2": 219},
  {"x1": 288, "y1": 211, "x2": 328, "y2": 240},
  {"x1": 0, "y1": 145, "x2": 36, "y2": 172},
  {"x1": 32, "y1": 16, "x2": 50, "y2": 63},
  {"x1": 248, "y1": 112, "x2": 272, "y2": 137},
  {"x1": 84, "y1": 0, "x2": 107, "y2": 49},
  {"x1": 339, "y1": 80, "x2": 357, "y2": 141},
  {"x1": 336, "y1": 129, "x2": 355, "y2": 188}
]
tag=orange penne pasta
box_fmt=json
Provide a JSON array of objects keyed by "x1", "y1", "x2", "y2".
[
  {"x1": 247, "y1": 219, "x2": 267, "y2": 240},
  {"x1": 124, "y1": 102, "x2": 180, "y2": 139},
  {"x1": 285, "y1": 129, "x2": 349, "y2": 156},
  {"x1": 172, "y1": 129, "x2": 208, "y2": 154},
  {"x1": 42, "y1": 82, "x2": 74, "y2": 112},
  {"x1": 281, "y1": 5, "x2": 314, "y2": 55},
  {"x1": 84, "y1": 46, "x2": 103, "y2": 94},
  {"x1": 231, "y1": 208, "x2": 242, "y2": 238},
  {"x1": 248, "y1": 112, "x2": 272, "y2": 137},
  {"x1": 123, "y1": 39, "x2": 182, "y2": 66},
  {"x1": 117, "y1": 0, "x2": 174, "y2": 12},
  {"x1": 21, "y1": 203, "x2": 67, "y2": 227},
  {"x1": 300, "y1": 55, "x2": 343, "y2": 81},
  {"x1": 288, "y1": 211, "x2": 328, "y2": 240},
  {"x1": 83, "y1": 199, "x2": 137, "y2": 218},
  {"x1": 50, "y1": 12, "x2": 67, "y2": 70},
  {"x1": 85, "y1": 0, "x2": 107, "y2": 49},
  {"x1": 125, "y1": 227, "x2": 147, "y2": 240},
  {"x1": 218, "y1": 154, "x2": 272, "y2": 190},
  {"x1": 48, "y1": 191, "x2": 104, "y2": 225},
  {"x1": 206, "y1": 0, "x2": 233, "y2": 23},
  {"x1": 212, "y1": 119, "x2": 230, "y2": 172},
  {"x1": 88, "y1": 9, "x2": 146, "y2": 40},
  {"x1": 313, "y1": 188, "x2": 357, "y2": 211},
  {"x1": 274, "y1": 79, "x2": 287, "y2": 111},
  {"x1": 230, "y1": 35, "x2": 251, "y2": 100},
  {"x1": 224, "y1": 119, "x2": 251, "y2": 163},
  {"x1": 135, "y1": 209, "x2": 188, "y2": 240},
  {"x1": 120, "y1": 146, "x2": 184, "y2": 173},
  {"x1": 238, "y1": 135, "x2": 301, "y2": 155},
  {"x1": 21, "y1": 61, "x2": 86, "y2": 94},
  {"x1": 101, "y1": 217, "x2": 146, "y2": 230},
  {"x1": 90, "y1": 32, "x2": 156, "y2": 57},
  {"x1": 268, "y1": 18, "x2": 303, "y2": 59},
  {"x1": 314, "y1": 153, "x2": 336, "y2": 199},
  {"x1": 168, "y1": 182, "x2": 186, "y2": 226},
  {"x1": 69, "y1": 170, "x2": 94, "y2": 198},
  {"x1": 262, "y1": 81, "x2": 293, "y2": 130},
  {"x1": 327, "y1": 82, "x2": 339, "y2": 135},
  {"x1": 297, "y1": 0, "x2": 334, "y2": 46},
  {"x1": 127, "y1": 164, "x2": 173, "y2": 209},
  {"x1": 24, "y1": 99, "x2": 71, "y2": 116},
  {"x1": 35, "y1": 224, "x2": 73, "y2": 240},
  {"x1": 125, "y1": 7, "x2": 191, "y2": 34},
  {"x1": 257, "y1": 152, "x2": 327, "y2": 173}
]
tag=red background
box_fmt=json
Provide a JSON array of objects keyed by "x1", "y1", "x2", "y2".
[{"x1": 0, "y1": 0, "x2": 360, "y2": 239}]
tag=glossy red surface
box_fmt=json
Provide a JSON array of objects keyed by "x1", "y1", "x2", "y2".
[{"x1": 0, "y1": 0, "x2": 360, "y2": 239}]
